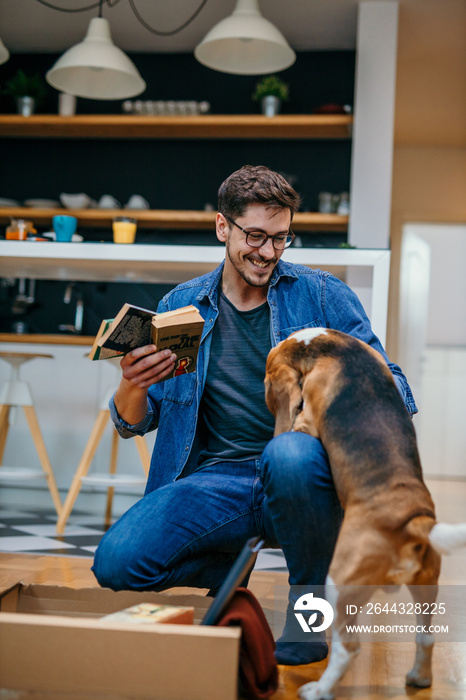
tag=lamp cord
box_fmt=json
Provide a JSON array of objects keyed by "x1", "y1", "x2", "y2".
[
  {"x1": 128, "y1": 0, "x2": 208, "y2": 37},
  {"x1": 34, "y1": 0, "x2": 122, "y2": 13},
  {"x1": 34, "y1": 0, "x2": 209, "y2": 35}
]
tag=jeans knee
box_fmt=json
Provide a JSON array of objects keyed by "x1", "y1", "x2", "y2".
[
  {"x1": 92, "y1": 530, "x2": 145, "y2": 591},
  {"x1": 260, "y1": 431, "x2": 329, "y2": 489},
  {"x1": 92, "y1": 535, "x2": 122, "y2": 589}
]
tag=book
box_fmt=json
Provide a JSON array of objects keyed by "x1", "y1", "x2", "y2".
[
  {"x1": 88, "y1": 303, "x2": 155, "y2": 360},
  {"x1": 88, "y1": 319, "x2": 125, "y2": 361},
  {"x1": 99, "y1": 603, "x2": 194, "y2": 626},
  {"x1": 89, "y1": 303, "x2": 204, "y2": 379}
]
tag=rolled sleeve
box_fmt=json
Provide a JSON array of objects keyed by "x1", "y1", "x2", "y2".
[
  {"x1": 109, "y1": 393, "x2": 157, "y2": 438},
  {"x1": 391, "y1": 371, "x2": 418, "y2": 416}
]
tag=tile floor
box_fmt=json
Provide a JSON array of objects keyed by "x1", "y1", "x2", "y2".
[{"x1": 0, "y1": 505, "x2": 288, "y2": 572}]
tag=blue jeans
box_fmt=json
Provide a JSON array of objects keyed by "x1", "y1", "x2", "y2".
[{"x1": 92, "y1": 432, "x2": 343, "y2": 592}]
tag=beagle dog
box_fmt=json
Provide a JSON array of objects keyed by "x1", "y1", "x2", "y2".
[{"x1": 265, "y1": 328, "x2": 466, "y2": 700}]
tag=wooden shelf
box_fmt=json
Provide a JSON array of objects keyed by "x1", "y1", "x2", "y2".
[
  {"x1": 0, "y1": 114, "x2": 353, "y2": 140},
  {"x1": 0, "y1": 207, "x2": 348, "y2": 232},
  {"x1": 0, "y1": 333, "x2": 94, "y2": 346}
]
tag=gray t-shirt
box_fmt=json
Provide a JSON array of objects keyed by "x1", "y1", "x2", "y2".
[{"x1": 198, "y1": 291, "x2": 275, "y2": 467}]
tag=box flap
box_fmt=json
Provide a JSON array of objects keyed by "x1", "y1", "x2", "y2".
[{"x1": 6, "y1": 584, "x2": 211, "y2": 622}]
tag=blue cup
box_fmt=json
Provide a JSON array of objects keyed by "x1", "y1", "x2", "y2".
[{"x1": 53, "y1": 215, "x2": 78, "y2": 242}]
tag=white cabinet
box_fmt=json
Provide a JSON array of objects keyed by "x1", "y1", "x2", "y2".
[{"x1": 415, "y1": 347, "x2": 466, "y2": 478}]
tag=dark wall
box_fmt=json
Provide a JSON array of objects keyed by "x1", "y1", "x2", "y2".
[
  {"x1": 0, "y1": 50, "x2": 354, "y2": 212},
  {"x1": 0, "y1": 50, "x2": 355, "y2": 115},
  {"x1": 0, "y1": 50, "x2": 355, "y2": 335}
]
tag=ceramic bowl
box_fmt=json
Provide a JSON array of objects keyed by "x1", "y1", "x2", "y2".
[
  {"x1": 60, "y1": 192, "x2": 91, "y2": 209},
  {"x1": 125, "y1": 194, "x2": 150, "y2": 209},
  {"x1": 98, "y1": 194, "x2": 121, "y2": 209}
]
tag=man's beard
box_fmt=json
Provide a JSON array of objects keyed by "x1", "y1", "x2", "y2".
[{"x1": 226, "y1": 244, "x2": 277, "y2": 288}]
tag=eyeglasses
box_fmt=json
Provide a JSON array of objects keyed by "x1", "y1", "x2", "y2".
[{"x1": 223, "y1": 214, "x2": 295, "y2": 250}]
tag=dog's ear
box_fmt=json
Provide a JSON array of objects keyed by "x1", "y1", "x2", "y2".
[{"x1": 265, "y1": 365, "x2": 302, "y2": 436}]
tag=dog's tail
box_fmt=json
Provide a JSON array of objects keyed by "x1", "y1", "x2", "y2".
[{"x1": 429, "y1": 522, "x2": 466, "y2": 554}]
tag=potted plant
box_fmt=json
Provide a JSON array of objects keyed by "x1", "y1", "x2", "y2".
[
  {"x1": 252, "y1": 74, "x2": 289, "y2": 117},
  {"x1": 3, "y1": 69, "x2": 47, "y2": 116}
]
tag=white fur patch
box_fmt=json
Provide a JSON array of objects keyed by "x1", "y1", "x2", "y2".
[
  {"x1": 429, "y1": 522, "x2": 466, "y2": 554},
  {"x1": 291, "y1": 328, "x2": 327, "y2": 345},
  {"x1": 298, "y1": 575, "x2": 355, "y2": 700}
]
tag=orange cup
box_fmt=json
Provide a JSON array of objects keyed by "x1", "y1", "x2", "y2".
[{"x1": 112, "y1": 217, "x2": 137, "y2": 244}]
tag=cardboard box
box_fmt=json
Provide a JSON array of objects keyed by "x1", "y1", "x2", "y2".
[{"x1": 0, "y1": 583, "x2": 241, "y2": 700}]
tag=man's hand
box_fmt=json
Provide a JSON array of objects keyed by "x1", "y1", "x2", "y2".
[
  {"x1": 120, "y1": 344, "x2": 177, "y2": 389},
  {"x1": 114, "y1": 345, "x2": 176, "y2": 425}
]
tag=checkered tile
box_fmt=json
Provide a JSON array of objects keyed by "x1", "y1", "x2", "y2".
[
  {"x1": 0, "y1": 506, "x2": 108, "y2": 558},
  {"x1": 0, "y1": 505, "x2": 289, "y2": 571}
]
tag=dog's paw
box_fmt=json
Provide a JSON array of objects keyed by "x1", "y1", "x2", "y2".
[
  {"x1": 405, "y1": 669, "x2": 432, "y2": 688},
  {"x1": 298, "y1": 681, "x2": 335, "y2": 700}
]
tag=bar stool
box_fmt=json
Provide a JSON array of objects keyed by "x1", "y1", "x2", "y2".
[
  {"x1": 0, "y1": 351, "x2": 62, "y2": 517},
  {"x1": 56, "y1": 359, "x2": 150, "y2": 534}
]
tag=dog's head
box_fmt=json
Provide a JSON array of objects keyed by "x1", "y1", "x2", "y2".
[
  {"x1": 265, "y1": 328, "x2": 335, "y2": 436},
  {"x1": 265, "y1": 340, "x2": 303, "y2": 436}
]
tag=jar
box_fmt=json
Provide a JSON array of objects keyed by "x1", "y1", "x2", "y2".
[
  {"x1": 318, "y1": 192, "x2": 333, "y2": 214},
  {"x1": 6, "y1": 218, "x2": 36, "y2": 240}
]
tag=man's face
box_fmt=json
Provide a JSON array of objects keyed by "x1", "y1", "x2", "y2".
[{"x1": 217, "y1": 203, "x2": 291, "y2": 289}]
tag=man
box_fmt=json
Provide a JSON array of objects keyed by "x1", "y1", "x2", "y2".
[{"x1": 93, "y1": 165, "x2": 416, "y2": 665}]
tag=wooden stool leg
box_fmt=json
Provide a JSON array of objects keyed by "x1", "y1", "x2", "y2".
[
  {"x1": 56, "y1": 409, "x2": 110, "y2": 535},
  {"x1": 104, "y1": 428, "x2": 120, "y2": 529},
  {"x1": 134, "y1": 435, "x2": 150, "y2": 476},
  {"x1": 22, "y1": 405, "x2": 63, "y2": 518},
  {"x1": 0, "y1": 404, "x2": 10, "y2": 465}
]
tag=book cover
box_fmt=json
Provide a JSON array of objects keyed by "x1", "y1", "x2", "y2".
[
  {"x1": 91, "y1": 303, "x2": 204, "y2": 378},
  {"x1": 151, "y1": 309, "x2": 204, "y2": 379},
  {"x1": 95, "y1": 303, "x2": 156, "y2": 354},
  {"x1": 88, "y1": 319, "x2": 125, "y2": 361}
]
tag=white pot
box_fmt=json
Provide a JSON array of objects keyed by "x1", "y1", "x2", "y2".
[
  {"x1": 261, "y1": 95, "x2": 281, "y2": 117},
  {"x1": 16, "y1": 96, "x2": 35, "y2": 117}
]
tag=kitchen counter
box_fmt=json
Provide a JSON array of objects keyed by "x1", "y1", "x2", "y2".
[
  {"x1": 0, "y1": 243, "x2": 391, "y2": 345},
  {"x1": 0, "y1": 240, "x2": 387, "y2": 278}
]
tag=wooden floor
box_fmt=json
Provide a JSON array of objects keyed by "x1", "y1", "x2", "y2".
[{"x1": 1, "y1": 478, "x2": 465, "y2": 700}]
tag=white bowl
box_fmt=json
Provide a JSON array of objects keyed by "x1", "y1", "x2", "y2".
[
  {"x1": 125, "y1": 194, "x2": 150, "y2": 209},
  {"x1": 60, "y1": 192, "x2": 91, "y2": 209},
  {"x1": 98, "y1": 194, "x2": 121, "y2": 209},
  {"x1": 24, "y1": 199, "x2": 61, "y2": 208}
]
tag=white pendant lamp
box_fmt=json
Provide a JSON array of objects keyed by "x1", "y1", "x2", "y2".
[
  {"x1": 46, "y1": 17, "x2": 146, "y2": 100},
  {"x1": 194, "y1": 0, "x2": 295, "y2": 75},
  {"x1": 0, "y1": 37, "x2": 9, "y2": 65}
]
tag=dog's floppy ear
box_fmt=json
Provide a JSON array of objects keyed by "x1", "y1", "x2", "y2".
[{"x1": 265, "y1": 365, "x2": 302, "y2": 436}]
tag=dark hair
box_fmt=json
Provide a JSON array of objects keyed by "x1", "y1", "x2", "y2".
[{"x1": 217, "y1": 165, "x2": 301, "y2": 221}]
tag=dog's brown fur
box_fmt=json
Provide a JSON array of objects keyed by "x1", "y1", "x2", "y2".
[{"x1": 265, "y1": 328, "x2": 442, "y2": 698}]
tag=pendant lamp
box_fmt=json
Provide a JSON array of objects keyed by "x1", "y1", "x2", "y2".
[
  {"x1": 194, "y1": 0, "x2": 295, "y2": 75},
  {"x1": 0, "y1": 37, "x2": 9, "y2": 65},
  {"x1": 46, "y1": 17, "x2": 145, "y2": 100}
]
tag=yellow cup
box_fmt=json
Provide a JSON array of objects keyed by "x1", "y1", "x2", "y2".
[{"x1": 112, "y1": 217, "x2": 137, "y2": 244}]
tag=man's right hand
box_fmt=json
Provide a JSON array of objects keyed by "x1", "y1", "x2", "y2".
[
  {"x1": 120, "y1": 345, "x2": 177, "y2": 390},
  {"x1": 114, "y1": 345, "x2": 176, "y2": 425}
]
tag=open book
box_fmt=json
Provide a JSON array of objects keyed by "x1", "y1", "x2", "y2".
[{"x1": 89, "y1": 303, "x2": 204, "y2": 378}]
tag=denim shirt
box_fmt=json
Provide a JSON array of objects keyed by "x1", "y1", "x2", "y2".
[{"x1": 110, "y1": 260, "x2": 417, "y2": 494}]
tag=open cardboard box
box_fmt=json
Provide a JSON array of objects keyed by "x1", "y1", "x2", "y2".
[{"x1": 0, "y1": 582, "x2": 241, "y2": 700}]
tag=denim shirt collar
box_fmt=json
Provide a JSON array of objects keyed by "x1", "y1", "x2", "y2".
[{"x1": 195, "y1": 258, "x2": 299, "y2": 310}]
